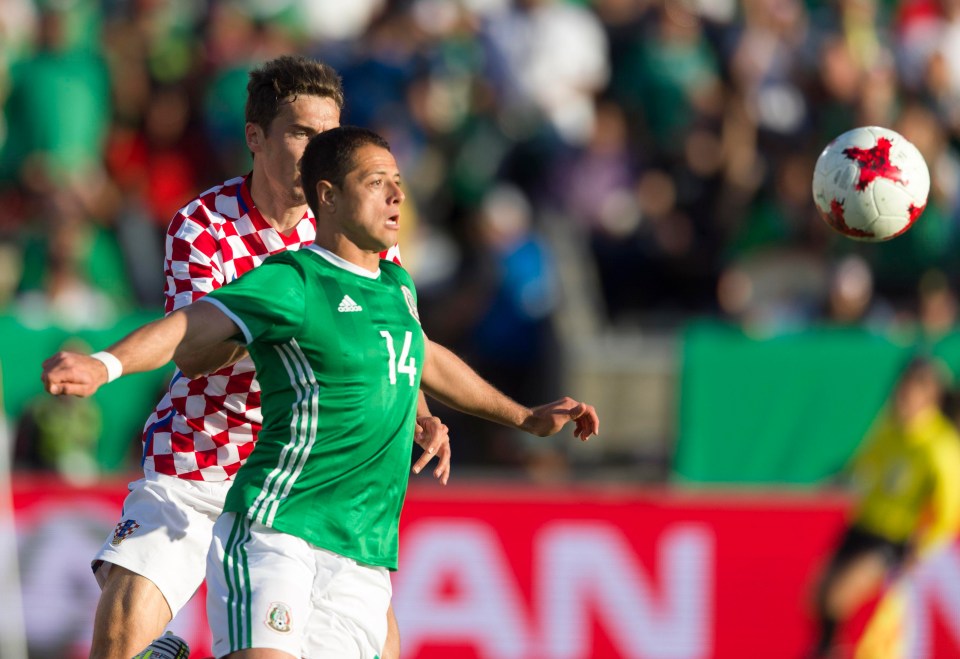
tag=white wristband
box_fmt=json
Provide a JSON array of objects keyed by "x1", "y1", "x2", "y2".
[{"x1": 90, "y1": 351, "x2": 123, "y2": 383}]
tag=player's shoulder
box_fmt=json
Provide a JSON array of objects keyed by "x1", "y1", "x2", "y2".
[
  {"x1": 382, "y1": 262, "x2": 418, "y2": 313},
  {"x1": 227, "y1": 250, "x2": 306, "y2": 290},
  {"x1": 171, "y1": 176, "x2": 247, "y2": 229},
  {"x1": 258, "y1": 249, "x2": 313, "y2": 280},
  {"x1": 380, "y1": 258, "x2": 408, "y2": 277},
  {"x1": 267, "y1": 248, "x2": 305, "y2": 265},
  {"x1": 380, "y1": 259, "x2": 414, "y2": 286}
]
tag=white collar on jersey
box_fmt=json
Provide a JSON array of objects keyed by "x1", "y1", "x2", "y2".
[{"x1": 307, "y1": 244, "x2": 381, "y2": 279}]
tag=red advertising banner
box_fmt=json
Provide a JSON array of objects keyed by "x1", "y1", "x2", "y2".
[
  {"x1": 9, "y1": 477, "x2": 960, "y2": 658},
  {"x1": 393, "y1": 486, "x2": 848, "y2": 658}
]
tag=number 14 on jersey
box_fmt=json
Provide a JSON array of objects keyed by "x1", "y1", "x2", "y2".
[{"x1": 380, "y1": 331, "x2": 417, "y2": 386}]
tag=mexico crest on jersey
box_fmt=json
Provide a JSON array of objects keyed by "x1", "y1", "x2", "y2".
[
  {"x1": 265, "y1": 602, "x2": 292, "y2": 634},
  {"x1": 401, "y1": 285, "x2": 420, "y2": 324}
]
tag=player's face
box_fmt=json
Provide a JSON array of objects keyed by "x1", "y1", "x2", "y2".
[
  {"x1": 337, "y1": 144, "x2": 405, "y2": 252},
  {"x1": 249, "y1": 94, "x2": 340, "y2": 205},
  {"x1": 894, "y1": 376, "x2": 938, "y2": 423}
]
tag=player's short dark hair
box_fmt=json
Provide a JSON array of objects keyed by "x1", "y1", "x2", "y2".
[
  {"x1": 300, "y1": 126, "x2": 391, "y2": 214},
  {"x1": 245, "y1": 55, "x2": 344, "y2": 130}
]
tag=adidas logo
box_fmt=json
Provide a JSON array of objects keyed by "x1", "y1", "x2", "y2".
[{"x1": 338, "y1": 295, "x2": 362, "y2": 312}]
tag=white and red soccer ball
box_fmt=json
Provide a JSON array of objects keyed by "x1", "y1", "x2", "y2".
[{"x1": 812, "y1": 126, "x2": 930, "y2": 242}]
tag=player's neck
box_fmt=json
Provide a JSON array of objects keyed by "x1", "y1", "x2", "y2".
[
  {"x1": 247, "y1": 170, "x2": 307, "y2": 235},
  {"x1": 313, "y1": 232, "x2": 382, "y2": 272}
]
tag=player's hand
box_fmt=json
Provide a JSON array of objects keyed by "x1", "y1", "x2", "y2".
[
  {"x1": 521, "y1": 397, "x2": 599, "y2": 441},
  {"x1": 413, "y1": 415, "x2": 451, "y2": 485},
  {"x1": 41, "y1": 351, "x2": 109, "y2": 398}
]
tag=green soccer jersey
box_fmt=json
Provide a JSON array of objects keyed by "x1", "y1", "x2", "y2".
[{"x1": 203, "y1": 245, "x2": 424, "y2": 569}]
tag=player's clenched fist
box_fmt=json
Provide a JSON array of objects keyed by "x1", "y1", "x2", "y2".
[{"x1": 41, "y1": 351, "x2": 110, "y2": 398}]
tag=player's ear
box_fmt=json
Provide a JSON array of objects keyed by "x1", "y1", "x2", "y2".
[
  {"x1": 317, "y1": 181, "x2": 336, "y2": 212},
  {"x1": 245, "y1": 122, "x2": 264, "y2": 152}
]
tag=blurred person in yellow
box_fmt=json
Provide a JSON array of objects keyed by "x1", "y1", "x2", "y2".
[{"x1": 811, "y1": 356, "x2": 960, "y2": 659}]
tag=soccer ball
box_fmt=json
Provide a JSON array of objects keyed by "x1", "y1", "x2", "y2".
[{"x1": 812, "y1": 126, "x2": 930, "y2": 242}]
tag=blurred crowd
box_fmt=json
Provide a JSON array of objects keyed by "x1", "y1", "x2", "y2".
[{"x1": 8, "y1": 0, "x2": 960, "y2": 475}]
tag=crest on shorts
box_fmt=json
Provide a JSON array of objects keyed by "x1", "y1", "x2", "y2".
[
  {"x1": 401, "y1": 286, "x2": 420, "y2": 325},
  {"x1": 111, "y1": 519, "x2": 140, "y2": 546},
  {"x1": 265, "y1": 602, "x2": 292, "y2": 634}
]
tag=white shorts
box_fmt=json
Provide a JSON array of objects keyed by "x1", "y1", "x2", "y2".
[
  {"x1": 207, "y1": 512, "x2": 391, "y2": 658},
  {"x1": 92, "y1": 474, "x2": 231, "y2": 616}
]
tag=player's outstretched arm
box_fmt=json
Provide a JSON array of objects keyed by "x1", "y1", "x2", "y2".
[
  {"x1": 41, "y1": 302, "x2": 241, "y2": 397},
  {"x1": 420, "y1": 338, "x2": 599, "y2": 441},
  {"x1": 521, "y1": 397, "x2": 600, "y2": 442},
  {"x1": 175, "y1": 342, "x2": 249, "y2": 378}
]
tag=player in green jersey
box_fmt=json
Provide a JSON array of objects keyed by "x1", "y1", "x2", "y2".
[{"x1": 42, "y1": 126, "x2": 600, "y2": 658}]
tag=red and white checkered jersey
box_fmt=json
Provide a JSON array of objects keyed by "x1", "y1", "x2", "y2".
[{"x1": 142, "y1": 174, "x2": 402, "y2": 481}]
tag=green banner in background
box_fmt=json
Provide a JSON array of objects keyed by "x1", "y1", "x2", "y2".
[
  {"x1": 12, "y1": 312, "x2": 960, "y2": 484},
  {"x1": 674, "y1": 322, "x2": 960, "y2": 486},
  {"x1": 1, "y1": 313, "x2": 171, "y2": 473}
]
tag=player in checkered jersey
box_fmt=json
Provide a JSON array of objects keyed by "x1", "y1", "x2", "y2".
[
  {"x1": 44, "y1": 126, "x2": 599, "y2": 658},
  {"x1": 85, "y1": 56, "x2": 447, "y2": 658}
]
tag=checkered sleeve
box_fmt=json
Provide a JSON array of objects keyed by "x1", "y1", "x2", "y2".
[{"x1": 164, "y1": 210, "x2": 225, "y2": 314}]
